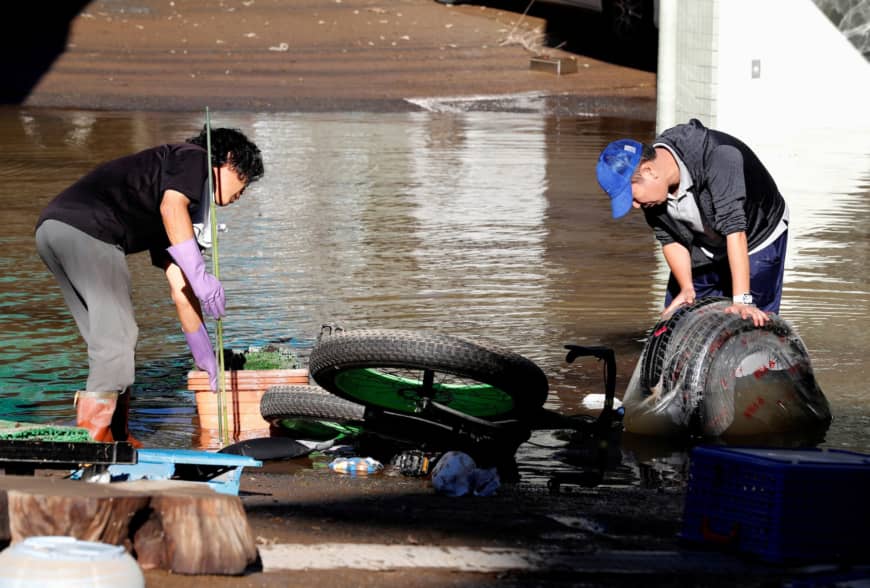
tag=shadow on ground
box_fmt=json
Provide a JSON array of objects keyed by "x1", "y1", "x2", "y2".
[
  {"x1": 3, "y1": 2, "x2": 94, "y2": 104},
  {"x1": 454, "y1": 0, "x2": 658, "y2": 72}
]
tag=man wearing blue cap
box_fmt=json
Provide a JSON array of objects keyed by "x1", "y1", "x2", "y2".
[{"x1": 596, "y1": 119, "x2": 788, "y2": 326}]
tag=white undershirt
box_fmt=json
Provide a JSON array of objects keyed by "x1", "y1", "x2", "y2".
[{"x1": 192, "y1": 179, "x2": 213, "y2": 249}]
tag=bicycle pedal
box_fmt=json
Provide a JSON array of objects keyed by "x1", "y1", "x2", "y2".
[{"x1": 391, "y1": 450, "x2": 440, "y2": 477}]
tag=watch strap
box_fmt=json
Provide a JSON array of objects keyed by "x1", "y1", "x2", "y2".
[{"x1": 732, "y1": 293, "x2": 754, "y2": 305}]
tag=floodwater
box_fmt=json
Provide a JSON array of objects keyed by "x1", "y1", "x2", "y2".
[{"x1": 1, "y1": 104, "x2": 868, "y2": 488}]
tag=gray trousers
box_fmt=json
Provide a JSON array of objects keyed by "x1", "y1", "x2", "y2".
[{"x1": 35, "y1": 220, "x2": 138, "y2": 393}]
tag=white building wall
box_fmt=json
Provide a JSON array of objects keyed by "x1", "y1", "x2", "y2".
[
  {"x1": 656, "y1": 0, "x2": 718, "y2": 132},
  {"x1": 657, "y1": 0, "x2": 870, "y2": 139}
]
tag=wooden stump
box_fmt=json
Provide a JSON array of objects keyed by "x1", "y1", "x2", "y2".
[
  {"x1": 136, "y1": 488, "x2": 258, "y2": 575},
  {"x1": 0, "y1": 476, "x2": 258, "y2": 575}
]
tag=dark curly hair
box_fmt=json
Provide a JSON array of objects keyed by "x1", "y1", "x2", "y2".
[{"x1": 187, "y1": 126, "x2": 264, "y2": 183}]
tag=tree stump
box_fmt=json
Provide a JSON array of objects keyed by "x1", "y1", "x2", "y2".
[
  {"x1": 134, "y1": 484, "x2": 259, "y2": 575},
  {"x1": 0, "y1": 476, "x2": 258, "y2": 575}
]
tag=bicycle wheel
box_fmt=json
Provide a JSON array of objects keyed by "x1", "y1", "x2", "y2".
[
  {"x1": 640, "y1": 297, "x2": 726, "y2": 391},
  {"x1": 309, "y1": 329, "x2": 549, "y2": 420},
  {"x1": 261, "y1": 384, "x2": 365, "y2": 439}
]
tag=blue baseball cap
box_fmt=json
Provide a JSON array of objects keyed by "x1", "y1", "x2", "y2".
[{"x1": 596, "y1": 139, "x2": 643, "y2": 218}]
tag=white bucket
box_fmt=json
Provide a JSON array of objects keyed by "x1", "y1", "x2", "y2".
[{"x1": 0, "y1": 536, "x2": 144, "y2": 588}]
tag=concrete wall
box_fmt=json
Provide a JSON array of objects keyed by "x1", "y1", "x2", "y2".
[{"x1": 656, "y1": 0, "x2": 870, "y2": 138}]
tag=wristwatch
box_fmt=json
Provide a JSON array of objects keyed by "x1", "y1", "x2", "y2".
[{"x1": 733, "y1": 293, "x2": 754, "y2": 305}]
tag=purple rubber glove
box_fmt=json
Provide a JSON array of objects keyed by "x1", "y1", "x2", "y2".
[
  {"x1": 186, "y1": 324, "x2": 218, "y2": 392},
  {"x1": 167, "y1": 238, "x2": 226, "y2": 318}
]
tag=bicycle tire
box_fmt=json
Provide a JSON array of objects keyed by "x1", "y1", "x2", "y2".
[
  {"x1": 260, "y1": 385, "x2": 365, "y2": 426},
  {"x1": 261, "y1": 383, "x2": 530, "y2": 452},
  {"x1": 656, "y1": 301, "x2": 742, "y2": 428},
  {"x1": 639, "y1": 297, "x2": 726, "y2": 391},
  {"x1": 656, "y1": 302, "x2": 829, "y2": 435},
  {"x1": 309, "y1": 328, "x2": 549, "y2": 420}
]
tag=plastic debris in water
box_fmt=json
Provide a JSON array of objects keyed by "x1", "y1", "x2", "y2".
[
  {"x1": 580, "y1": 393, "x2": 623, "y2": 411},
  {"x1": 328, "y1": 456, "x2": 383, "y2": 476},
  {"x1": 391, "y1": 450, "x2": 440, "y2": 477}
]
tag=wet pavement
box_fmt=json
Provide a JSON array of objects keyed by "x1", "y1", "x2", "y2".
[{"x1": 138, "y1": 464, "x2": 865, "y2": 586}]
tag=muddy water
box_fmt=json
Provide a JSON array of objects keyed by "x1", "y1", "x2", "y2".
[{"x1": 1, "y1": 107, "x2": 868, "y2": 485}]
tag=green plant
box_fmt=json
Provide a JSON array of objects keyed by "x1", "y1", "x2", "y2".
[{"x1": 222, "y1": 344, "x2": 300, "y2": 370}]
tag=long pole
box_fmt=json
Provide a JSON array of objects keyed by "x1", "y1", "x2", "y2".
[{"x1": 205, "y1": 107, "x2": 230, "y2": 446}]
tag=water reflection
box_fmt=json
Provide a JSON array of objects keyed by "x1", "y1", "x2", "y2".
[
  {"x1": 0, "y1": 107, "x2": 868, "y2": 486},
  {"x1": 751, "y1": 129, "x2": 870, "y2": 452}
]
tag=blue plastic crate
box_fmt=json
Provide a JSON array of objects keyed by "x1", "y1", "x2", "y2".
[{"x1": 681, "y1": 446, "x2": 870, "y2": 563}]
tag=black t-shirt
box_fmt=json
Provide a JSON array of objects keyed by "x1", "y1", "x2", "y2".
[{"x1": 37, "y1": 143, "x2": 208, "y2": 259}]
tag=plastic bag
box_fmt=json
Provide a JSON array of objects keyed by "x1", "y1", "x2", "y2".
[{"x1": 430, "y1": 451, "x2": 500, "y2": 497}]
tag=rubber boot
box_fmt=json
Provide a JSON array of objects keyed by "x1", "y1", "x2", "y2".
[
  {"x1": 110, "y1": 389, "x2": 143, "y2": 449},
  {"x1": 75, "y1": 390, "x2": 118, "y2": 443}
]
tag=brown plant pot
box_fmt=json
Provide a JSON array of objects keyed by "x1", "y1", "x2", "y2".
[{"x1": 188, "y1": 368, "x2": 309, "y2": 437}]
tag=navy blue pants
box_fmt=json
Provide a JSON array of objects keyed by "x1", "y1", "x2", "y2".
[{"x1": 665, "y1": 230, "x2": 788, "y2": 314}]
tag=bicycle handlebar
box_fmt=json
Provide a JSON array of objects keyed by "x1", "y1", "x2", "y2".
[{"x1": 564, "y1": 344, "x2": 617, "y2": 418}]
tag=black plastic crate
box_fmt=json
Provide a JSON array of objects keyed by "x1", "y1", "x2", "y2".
[{"x1": 682, "y1": 446, "x2": 870, "y2": 563}]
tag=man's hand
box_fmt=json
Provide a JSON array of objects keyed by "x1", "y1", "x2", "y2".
[
  {"x1": 724, "y1": 303, "x2": 770, "y2": 327},
  {"x1": 662, "y1": 287, "x2": 696, "y2": 319}
]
